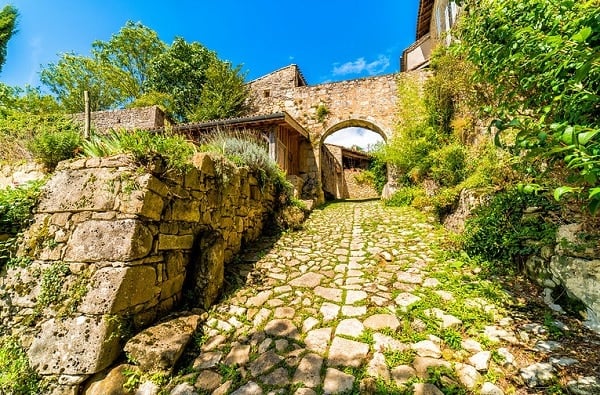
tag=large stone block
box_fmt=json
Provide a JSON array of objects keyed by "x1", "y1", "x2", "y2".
[
  {"x1": 550, "y1": 255, "x2": 600, "y2": 331},
  {"x1": 37, "y1": 168, "x2": 119, "y2": 213},
  {"x1": 79, "y1": 266, "x2": 160, "y2": 314},
  {"x1": 119, "y1": 190, "x2": 164, "y2": 221},
  {"x1": 28, "y1": 315, "x2": 120, "y2": 375},
  {"x1": 64, "y1": 220, "x2": 153, "y2": 262},
  {"x1": 158, "y1": 234, "x2": 194, "y2": 250},
  {"x1": 123, "y1": 315, "x2": 202, "y2": 373}
]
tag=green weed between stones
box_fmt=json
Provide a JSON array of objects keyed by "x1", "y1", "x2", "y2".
[{"x1": 0, "y1": 336, "x2": 45, "y2": 394}]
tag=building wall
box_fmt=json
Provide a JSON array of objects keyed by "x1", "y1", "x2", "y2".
[
  {"x1": 0, "y1": 153, "x2": 278, "y2": 386},
  {"x1": 72, "y1": 106, "x2": 166, "y2": 134}
]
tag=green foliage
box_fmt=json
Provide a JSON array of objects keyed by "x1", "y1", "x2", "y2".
[
  {"x1": 315, "y1": 104, "x2": 330, "y2": 123},
  {"x1": 0, "y1": 336, "x2": 44, "y2": 394},
  {"x1": 28, "y1": 129, "x2": 82, "y2": 170},
  {"x1": 429, "y1": 143, "x2": 467, "y2": 187},
  {"x1": 368, "y1": 157, "x2": 387, "y2": 194},
  {"x1": 40, "y1": 21, "x2": 166, "y2": 112},
  {"x1": 457, "y1": 0, "x2": 600, "y2": 213},
  {"x1": 463, "y1": 188, "x2": 558, "y2": 269},
  {"x1": 200, "y1": 129, "x2": 291, "y2": 196},
  {"x1": 146, "y1": 37, "x2": 217, "y2": 121},
  {"x1": 81, "y1": 129, "x2": 195, "y2": 174},
  {"x1": 385, "y1": 186, "x2": 425, "y2": 207},
  {"x1": 0, "y1": 5, "x2": 17, "y2": 73},
  {"x1": 191, "y1": 61, "x2": 250, "y2": 121},
  {"x1": 0, "y1": 181, "x2": 44, "y2": 268},
  {"x1": 37, "y1": 261, "x2": 70, "y2": 308}
]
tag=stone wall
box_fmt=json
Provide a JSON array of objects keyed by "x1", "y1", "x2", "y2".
[
  {"x1": 0, "y1": 153, "x2": 278, "y2": 388},
  {"x1": 0, "y1": 162, "x2": 45, "y2": 189},
  {"x1": 524, "y1": 222, "x2": 600, "y2": 333},
  {"x1": 344, "y1": 169, "x2": 379, "y2": 199},
  {"x1": 71, "y1": 106, "x2": 166, "y2": 134},
  {"x1": 249, "y1": 65, "x2": 398, "y2": 143},
  {"x1": 321, "y1": 145, "x2": 348, "y2": 200}
]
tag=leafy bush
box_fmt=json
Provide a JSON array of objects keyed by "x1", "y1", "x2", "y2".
[
  {"x1": 28, "y1": 130, "x2": 82, "y2": 170},
  {"x1": 368, "y1": 157, "x2": 387, "y2": 194},
  {"x1": 81, "y1": 129, "x2": 196, "y2": 174},
  {"x1": 385, "y1": 186, "x2": 425, "y2": 207},
  {"x1": 457, "y1": 0, "x2": 600, "y2": 213},
  {"x1": 463, "y1": 188, "x2": 558, "y2": 269},
  {"x1": 429, "y1": 143, "x2": 467, "y2": 187},
  {"x1": 0, "y1": 181, "x2": 44, "y2": 268},
  {"x1": 199, "y1": 129, "x2": 292, "y2": 197},
  {"x1": 0, "y1": 336, "x2": 44, "y2": 394}
]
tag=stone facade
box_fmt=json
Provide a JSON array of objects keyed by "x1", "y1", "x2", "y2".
[
  {"x1": 72, "y1": 105, "x2": 166, "y2": 134},
  {"x1": 249, "y1": 65, "x2": 397, "y2": 143},
  {"x1": 0, "y1": 161, "x2": 45, "y2": 189},
  {"x1": 0, "y1": 153, "x2": 279, "y2": 388}
]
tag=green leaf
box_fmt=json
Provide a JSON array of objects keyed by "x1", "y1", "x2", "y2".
[
  {"x1": 554, "y1": 186, "x2": 580, "y2": 201},
  {"x1": 590, "y1": 188, "x2": 600, "y2": 200},
  {"x1": 577, "y1": 129, "x2": 599, "y2": 145},
  {"x1": 572, "y1": 26, "x2": 592, "y2": 43}
]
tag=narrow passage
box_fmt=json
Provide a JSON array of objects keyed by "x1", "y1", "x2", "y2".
[{"x1": 180, "y1": 200, "x2": 598, "y2": 395}]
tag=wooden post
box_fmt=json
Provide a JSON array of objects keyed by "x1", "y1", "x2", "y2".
[{"x1": 83, "y1": 91, "x2": 90, "y2": 139}]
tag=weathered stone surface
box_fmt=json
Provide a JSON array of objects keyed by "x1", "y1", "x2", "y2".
[
  {"x1": 412, "y1": 340, "x2": 441, "y2": 358},
  {"x1": 412, "y1": 383, "x2": 444, "y2": 395},
  {"x1": 335, "y1": 318, "x2": 364, "y2": 337},
  {"x1": 550, "y1": 255, "x2": 600, "y2": 331},
  {"x1": 480, "y1": 382, "x2": 505, "y2": 395},
  {"x1": 293, "y1": 353, "x2": 323, "y2": 388},
  {"x1": 231, "y1": 381, "x2": 263, "y2": 395},
  {"x1": 82, "y1": 364, "x2": 131, "y2": 395},
  {"x1": 28, "y1": 315, "x2": 120, "y2": 375},
  {"x1": 192, "y1": 351, "x2": 223, "y2": 370},
  {"x1": 373, "y1": 332, "x2": 408, "y2": 352},
  {"x1": 124, "y1": 315, "x2": 201, "y2": 373},
  {"x1": 328, "y1": 337, "x2": 369, "y2": 367},
  {"x1": 259, "y1": 367, "x2": 290, "y2": 386},
  {"x1": 223, "y1": 345, "x2": 251, "y2": 366},
  {"x1": 520, "y1": 363, "x2": 556, "y2": 388},
  {"x1": 413, "y1": 357, "x2": 451, "y2": 379},
  {"x1": 305, "y1": 327, "x2": 332, "y2": 354},
  {"x1": 314, "y1": 286, "x2": 343, "y2": 302},
  {"x1": 567, "y1": 376, "x2": 600, "y2": 395},
  {"x1": 461, "y1": 339, "x2": 483, "y2": 353},
  {"x1": 37, "y1": 167, "x2": 118, "y2": 213},
  {"x1": 169, "y1": 383, "x2": 197, "y2": 395},
  {"x1": 264, "y1": 319, "x2": 299, "y2": 339},
  {"x1": 391, "y1": 365, "x2": 417, "y2": 385},
  {"x1": 395, "y1": 292, "x2": 421, "y2": 310},
  {"x1": 363, "y1": 314, "x2": 400, "y2": 331},
  {"x1": 64, "y1": 219, "x2": 153, "y2": 262},
  {"x1": 158, "y1": 234, "x2": 195, "y2": 250},
  {"x1": 289, "y1": 272, "x2": 324, "y2": 288},
  {"x1": 323, "y1": 368, "x2": 354, "y2": 394},
  {"x1": 195, "y1": 370, "x2": 222, "y2": 391},
  {"x1": 366, "y1": 352, "x2": 390, "y2": 380},
  {"x1": 79, "y1": 266, "x2": 160, "y2": 314},
  {"x1": 455, "y1": 363, "x2": 482, "y2": 389},
  {"x1": 249, "y1": 351, "x2": 283, "y2": 377},
  {"x1": 469, "y1": 351, "x2": 491, "y2": 372}
]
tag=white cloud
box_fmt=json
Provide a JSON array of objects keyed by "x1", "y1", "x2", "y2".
[
  {"x1": 332, "y1": 55, "x2": 390, "y2": 76},
  {"x1": 324, "y1": 127, "x2": 384, "y2": 151}
]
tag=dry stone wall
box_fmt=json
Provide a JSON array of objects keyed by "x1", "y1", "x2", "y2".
[
  {"x1": 71, "y1": 106, "x2": 166, "y2": 134},
  {"x1": 0, "y1": 153, "x2": 277, "y2": 388}
]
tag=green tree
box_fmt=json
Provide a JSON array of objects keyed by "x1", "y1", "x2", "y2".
[
  {"x1": 40, "y1": 53, "x2": 125, "y2": 112},
  {"x1": 456, "y1": 0, "x2": 600, "y2": 212},
  {"x1": 40, "y1": 21, "x2": 166, "y2": 112},
  {"x1": 191, "y1": 61, "x2": 250, "y2": 121},
  {"x1": 146, "y1": 37, "x2": 218, "y2": 121},
  {"x1": 0, "y1": 5, "x2": 18, "y2": 73}
]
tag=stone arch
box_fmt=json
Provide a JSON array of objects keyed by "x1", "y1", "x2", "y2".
[{"x1": 320, "y1": 118, "x2": 389, "y2": 146}]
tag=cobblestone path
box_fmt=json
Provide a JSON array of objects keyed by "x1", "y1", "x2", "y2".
[{"x1": 175, "y1": 200, "x2": 599, "y2": 395}]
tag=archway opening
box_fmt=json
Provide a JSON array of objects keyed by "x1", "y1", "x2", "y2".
[{"x1": 320, "y1": 123, "x2": 387, "y2": 201}]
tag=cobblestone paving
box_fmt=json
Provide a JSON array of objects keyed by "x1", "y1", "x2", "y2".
[{"x1": 176, "y1": 200, "x2": 599, "y2": 395}]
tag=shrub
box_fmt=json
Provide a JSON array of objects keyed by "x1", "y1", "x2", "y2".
[
  {"x1": 368, "y1": 157, "x2": 387, "y2": 194},
  {"x1": 81, "y1": 129, "x2": 196, "y2": 174},
  {"x1": 0, "y1": 336, "x2": 44, "y2": 394},
  {"x1": 385, "y1": 186, "x2": 425, "y2": 207},
  {"x1": 463, "y1": 188, "x2": 558, "y2": 270},
  {"x1": 429, "y1": 143, "x2": 467, "y2": 187},
  {"x1": 199, "y1": 129, "x2": 291, "y2": 196},
  {"x1": 28, "y1": 130, "x2": 82, "y2": 170},
  {"x1": 0, "y1": 181, "x2": 44, "y2": 268}
]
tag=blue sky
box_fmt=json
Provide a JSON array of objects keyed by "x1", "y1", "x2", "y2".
[{"x1": 1, "y1": 1, "x2": 420, "y2": 147}]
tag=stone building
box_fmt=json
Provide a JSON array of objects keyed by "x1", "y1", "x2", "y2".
[{"x1": 401, "y1": 0, "x2": 461, "y2": 71}]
